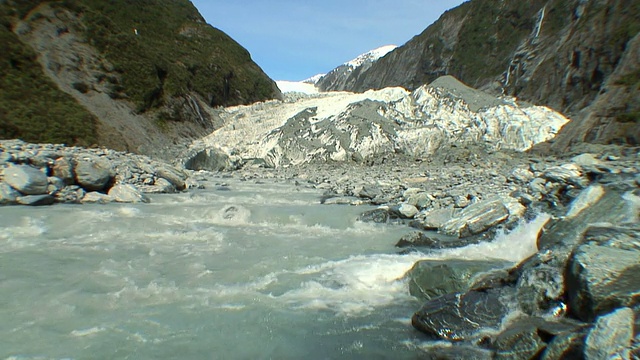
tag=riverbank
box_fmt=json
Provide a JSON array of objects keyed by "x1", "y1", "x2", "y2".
[{"x1": 1, "y1": 139, "x2": 639, "y2": 358}]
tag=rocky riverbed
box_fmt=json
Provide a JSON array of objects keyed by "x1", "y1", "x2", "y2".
[{"x1": 1, "y1": 138, "x2": 639, "y2": 358}]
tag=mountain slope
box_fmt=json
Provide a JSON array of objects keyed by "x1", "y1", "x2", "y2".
[
  {"x1": 316, "y1": 45, "x2": 396, "y2": 92},
  {"x1": 338, "y1": 0, "x2": 640, "y2": 149},
  {"x1": 0, "y1": 0, "x2": 282, "y2": 155}
]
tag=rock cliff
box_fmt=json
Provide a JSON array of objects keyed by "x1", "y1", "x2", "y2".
[
  {"x1": 331, "y1": 0, "x2": 640, "y2": 149},
  {"x1": 0, "y1": 0, "x2": 282, "y2": 156}
]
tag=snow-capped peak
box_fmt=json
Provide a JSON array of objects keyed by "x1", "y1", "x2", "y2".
[
  {"x1": 345, "y1": 45, "x2": 397, "y2": 68},
  {"x1": 303, "y1": 74, "x2": 326, "y2": 84}
]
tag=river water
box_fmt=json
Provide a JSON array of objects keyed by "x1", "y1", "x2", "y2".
[{"x1": 0, "y1": 176, "x2": 546, "y2": 359}]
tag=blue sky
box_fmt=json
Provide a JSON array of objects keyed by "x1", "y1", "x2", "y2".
[{"x1": 190, "y1": 1, "x2": 466, "y2": 81}]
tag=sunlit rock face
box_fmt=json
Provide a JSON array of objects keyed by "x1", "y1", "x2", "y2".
[{"x1": 195, "y1": 76, "x2": 568, "y2": 169}]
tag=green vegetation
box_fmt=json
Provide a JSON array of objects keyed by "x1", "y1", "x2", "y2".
[
  {"x1": 71, "y1": 0, "x2": 276, "y2": 113},
  {"x1": 0, "y1": 10, "x2": 97, "y2": 146},
  {"x1": 451, "y1": 0, "x2": 547, "y2": 86}
]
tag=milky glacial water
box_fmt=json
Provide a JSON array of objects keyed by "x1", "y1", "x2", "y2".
[{"x1": 0, "y1": 178, "x2": 546, "y2": 359}]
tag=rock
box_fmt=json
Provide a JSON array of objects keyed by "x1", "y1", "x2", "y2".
[
  {"x1": 81, "y1": 191, "x2": 113, "y2": 204},
  {"x1": 0, "y1": 182, "x2": 20, "y2": 204},
  {"x1": 357, "y1": 208, "x2": 391, "y2": 223},
  {"x1": 516, "y1": 261, "x2": 565, "y2": 317},
  {"x1": 3, "y1": 164, "x2": 48, "y2": 195},
  {"x1": 322, "y1": 196, "x2": 362, "y2": 205},
  {"x1": 16, "y1": 194, "x2": 55, "y2": 206},
  {"x1": 584, "y1": 307, "x2": 634, "y2": 360},
  {"x1": 354, "y1": 185, "x2": 382, "y2": 199},
  {"x1": 566, "y1": 243, "x2": 640, "y2": 322},
  {"x1": 510, "y1": 191, "x2": 535, "y2": 206},
  {"x1": 393, "y1": 203, "x2": 419, "y2": 219},
  {"x1": 412, "y1": 290, "x2": 508, "y2": 342},
  {"x1": 412, "y1": 207, "x2": 457, "y2": 230},
  {"x1": 420, "y1": 344, "x2": 492, "y2": 359},
  {"x1": 142, "y1": 177, "x2": 175, "y2": 194},
  {"x1": 543, "y1": 164, "x2": 588, "y2": 188},
  {"x1": 155, "y1": 164, "x2": 187, "y2": 191},
  {"x1": 492, "y1": 317, "x2": 587, "y2": 360},
  {"x1": 47, "y1": 176, "x2": 65, "y2": 193},
  {"x1": 54, "y1": 185, "x2": 85, "y2": 204},
  {"x1": 406, "y1": 259, "x2": 512, "y2": 302},
  {"x1": 583, "y1": 226, "x2": 640, "y2": 251},
  {"x1": 74, "y1": 159, "x2": 113, "y2": 191},
  {"x1": 440, "y1": 198, "x2": 509, "y2": 238},
  {"x1": 541, "y1": 329, "x2": 587, "y2": 360},
  {"x1": 509, "y1": 167, "x2": 534, "y2": 183},
  {"x1": 529, "y1": 177, "x2": 547, "y2": 194},
  {"x1": 571, "y1": 153, "x2": 602, "y2": 167},
  {"x1": 404, "y1": 188, "x2": 431, "y2": 209},
  {"x1": 453, "y1": 195, "x2": 470, "y2": 208},
  {"x1": 108, "y1": 184, "x2": 150, "y2": 203},
  {"x1": 395, "y1": 231, "x2": 441, "y2": 248},
  {"x1": 565, "y1": 185, "x2": 605, "y2": 218},
  {"x1": 52, "y1": 157, "x2": 74, "y2": 185}
]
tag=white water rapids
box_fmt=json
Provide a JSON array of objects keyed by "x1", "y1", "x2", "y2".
[{"x1": 0, "y1": 176, "x2": 548, "y2": 359}]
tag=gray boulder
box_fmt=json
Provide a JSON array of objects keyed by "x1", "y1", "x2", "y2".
[
  {"x1": 3, "y1": 164, "x2": 48, "y2": 195},
  {"x1": 108, "y1": 184, "x2": 150, "y2": 203},
  {"x1": 354, "y1": 185, "x2": 382, "y2": 200},
  {"x1": 542, "y1": 164, "x2": 588, "y2": 188},
  {"x1": 357, "y1": 208, "x2": 392, "y2": 223},
  {"x1": 16, "y1": 194, "x2": 55, "y2": 206},
  {"x1": 81, "y1": 191, "x2": 113, "y2": 204},
  {"x1": 412, "y1": 289, "x2": 509, "y2": 342},
  {"x1": 566, "y1": 243, "x2": 640, "y2": 322},
  {"x1": 52, "y1": 157, "x2": 75, "y2": 185},
  {"x1": 584, "y1": 307, "x2": 634, "y2": 360},
  {"x1": 74, "y1": 159, "x2": 113, "y2": 191},
  {"x1": 392, "y1": 203, "x2": 419, "y2": 219},
  {"x1": 406, "y1": 259, "x2": 512, "y2": 302},
  {"x1": 541, "y1": 329, "x2": 587, "y2": 360},
  {"x1": 0, "y1": 182, "x2": 20, "y2": 204},
  {"x1": 155, "y1": 164, "x2": 187, "y2": 191},
  {"x1": 411, "y1": 207, "x2": 456, "y2": 230},
  {"x1": 440, "y1": 198, "x2": 509, "y2": 238}
]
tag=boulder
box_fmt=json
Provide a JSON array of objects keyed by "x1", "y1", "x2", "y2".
[
  {"x1": 404, "y1": 188, "x2": 431, "y2": 209},
  {"x1": 411, "y1": 207, "x2": 456, "y2": 230},
  {"x1": 566, "y1": 243, "x2": 640, "y2": 322},
  {"x1": 54, "y1": 185, "x2": 85, "y2": 204},
  {"x1": 81, "y1": 191, "x2": 113, "y2": 204},
  {"x1": 3, "y1": 164, "x2": 48, "y2": 195},
  {"x1": 491, "y1": 317, "x2": 587, "y2": 360},
  {"x1": 354, "y1": 185, "x2": 382, "y2": 200},
  {"x1": 0, "y1": 182, "x2": 20, "y2": 204},
  {"x1": 412, "y1": 290, "x2": 509, "y2": 342},
  {"x1": 52, "y1": 157, "x2": 75, "y2": 185},
  {"x1": 406, "y1": 259, "x2": 512, "y2": 301},
  {"x1": 16, "y1": 194, "x2": 55, "y2": 206},
  {"x1": 357, "y1": 208, "x2": 391, "y2": 223},
  {"x1": 393, "y1": 203, "x2": 419, "y2": 219},
  {"x1": 540, "y1": 329, "x2": 587, "y2": 360},
  {"x1": 542, "y1": 164, "x2": 588, "y2": 188},
  {"x1": 155, "y1": 164, "x2": 187, "y2": 191},
  {"x1": 108, "y1": 184, "x2": 150, "y2": 203},
  {"x1": 440, "y1": 198, "x2": 509, "y2": 238},
  {"x1": 74, "y1": 159, "x2": 113, "y2": 191},
  {"x1": 584, "y1": 307, "x2": 634, "y2": 360}
]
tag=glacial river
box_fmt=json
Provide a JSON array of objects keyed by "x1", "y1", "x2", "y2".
[{"x1": 0, "y1": 176, "x2": 545, "y2": 359}]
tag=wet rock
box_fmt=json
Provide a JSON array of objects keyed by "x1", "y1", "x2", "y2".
[
  {"x1": 584, "y1": 307, "x2": 634, "y2": 360},
  {"x1": 156, "y1": 164, "x2": 187, "y2": 191},
  {"x1": 565, "y1": 185, "x2": 605, "y2": 218},
  {"x1": 491, "y1": 317, "x2": 586, "y2": 360},
  {"x1": 108, "y1": 184, "x2": 150, "y2": 203},
  {"x1": 412, "y1": 290, "x2": 509, "y2": 342},
  {"x1": 540, "y1": 329, "x2": 587, "y2": 360},
  {"x1": 141, "y1": 178, "x2": 175, "y2": 194},
  {"x1": 440, "y1": 198, "x2": 509, "y2": 238},
  {"x1": 406, "y1": 259, "x2": 512, "y2": 302},
  {"x1": 0, "y1": 182, "x2": 20, "y2": 204},
  {"x1": 516, "y1": 262, "x2": 565, "y2": 317},
  {"x1": 323, "y1": 196, "x2": 362, "y2": 205},
  {"x1": 395, "y1": 231, "x2": 440, "y2": 248},
  {"x1": 74, "y1": 159, "x2": 113, "y2": 191},
  {"x1": 3, "y1": 164, "x2": 48, "y2": 195},
  {"x1": 420, "y1": 344, "x2": 492, "y2": 359},
  {"x1": 566, "y1": 243, "x2": 640, "y2": 322},
  {"x1": 357, "y1": 208, "x2": 391, "y2": 223},
  {"x1": 16, "y1": 194, "x2": 55, "y2": 206}
]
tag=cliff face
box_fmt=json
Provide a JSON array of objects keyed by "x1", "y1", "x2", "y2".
[
  {"x1": 0, "y1": 0, "x2": 282, "y2": 156},
  {"x1": 339, "y1": 0, "x2": 640, "y2": 149}
]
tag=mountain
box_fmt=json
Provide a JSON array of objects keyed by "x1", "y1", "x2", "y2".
[
  {"x1": 0, "y1": 0, "x2": 282, "y2": 156},
  {"x1": 316, "y1": 45, "x2": 396, "y2": 92},
  {"x1": 329, "y1": 0, "x2": 640, "y2": 150}
]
